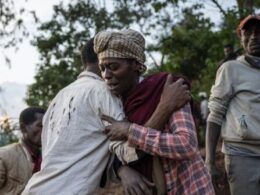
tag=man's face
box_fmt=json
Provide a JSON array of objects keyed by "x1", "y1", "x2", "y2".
[
  {"x1": 22, "y1": 113, "x2": 44, "y2": 147},
  {"x1": 224, "y1": 47, "x2": 233, "y2": 57},
  {"x1": 241, "y1": 21, "x2": 260, "y2": 57},
  {"x1": 99, "y1": 58, "x2": 138, "y2": 96}
]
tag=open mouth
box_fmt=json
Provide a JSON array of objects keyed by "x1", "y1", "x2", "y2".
[
  {"x1": 250, "y1": 44, "x2": 260, "y2": 51},
  {"x1": 250, "y1": 44, "x2": 260, "y2": 48},
  {"x1": 108, "y1": 83, "x2": 119, "y2": 90}
]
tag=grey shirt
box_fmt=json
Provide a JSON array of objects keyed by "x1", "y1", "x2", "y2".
[{"x1": 208, "y1": 55, "x2": 260, "y2": 156}]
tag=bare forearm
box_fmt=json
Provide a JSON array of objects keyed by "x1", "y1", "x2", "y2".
[
  {"x1": 128, "y1": 104, "x2": 198, "y2": 160},
  {"x1": 144, "y1": 102, "x2": 173, "y2": 130},
  {"x1": 205, "y1": 122, "x2": 221, "y2": 165},
  {"x1": 144, "y1": 76, "x2": 190, "y2": 130}
]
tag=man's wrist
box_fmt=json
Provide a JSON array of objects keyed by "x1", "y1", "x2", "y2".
[{"x1": 157, "y1": 102, "x2": 174, "y2": 115}]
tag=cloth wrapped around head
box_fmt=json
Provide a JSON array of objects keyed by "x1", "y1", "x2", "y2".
[{"x1": 94, "y1": 29, "x2": 146, "y2": 73}]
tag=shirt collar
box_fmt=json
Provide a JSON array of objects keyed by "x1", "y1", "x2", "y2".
[
  {"x1": 244, "y1": 54, "x2": 260, "y2": 69},
  {"x1": 77, "y1": 70, "x2": 103, "y2": 81},
  {"x1": 20, "y1": 139, "x2": 41, "y2": 159}
]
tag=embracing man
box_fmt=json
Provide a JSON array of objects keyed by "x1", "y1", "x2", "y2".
[
  {"x1": 22, "y1": 37, "x2": 190, "y2": 195},
  {"x1": 94, "y1": 29, "x2": 214, "y2": 195}
]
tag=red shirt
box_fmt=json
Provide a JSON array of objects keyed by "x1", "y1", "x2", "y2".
[{"x1": 24, "y1": 143, "x2": 42, "y2": 173}]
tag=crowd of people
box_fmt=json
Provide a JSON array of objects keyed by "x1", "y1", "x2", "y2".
[{"x1": 0, "y1": 14, "x2": 259, "y2": 195}]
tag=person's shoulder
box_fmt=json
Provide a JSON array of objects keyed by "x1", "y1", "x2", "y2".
[
  {"x1": 218, "y1": 57, "x2": 243, "y2": 74},
  {"x1": 68, "y1": 74, "x2": 107, "y2": 92},
  {"x1": 224, "y1": 55, "x2": 246, "y2": 66},
  {"x1": 221, "y1": 59, "x2": 239, "y2": 68},
  {"x1": 0, "y1": 143, "x2": 21, "y2": 156}
]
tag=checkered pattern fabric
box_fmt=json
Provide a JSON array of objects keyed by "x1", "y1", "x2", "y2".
[
  {"x1": 128, "y1": 104, "x2": 215, "y2": 195},
  {"x1": 94, "y1": 29, "x2": 146, "y2": 66}
]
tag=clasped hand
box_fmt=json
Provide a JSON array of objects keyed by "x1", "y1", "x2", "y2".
[{"x1": 102, "y1": 115, "x2": 131, "y2": 141}]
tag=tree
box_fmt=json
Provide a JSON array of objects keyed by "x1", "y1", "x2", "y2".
[
  {"x1": 26, "y1": 0, "x2": 178, "y2": 106},
  {"x1": 26, "y1": 0, "x2": 260, "y2": 107},
  {"x1": 25, "y1": 0, "x2": 187, "y2": 106},
  {"x1": 0, "y1": 0, "x2": 38, "y2": 67},
  {"x1": 0, "y1": 116, "x2": 19, "y2": 146},
  {"x1": 26, "y1": 0, "x2": 129, "y2": 107}
]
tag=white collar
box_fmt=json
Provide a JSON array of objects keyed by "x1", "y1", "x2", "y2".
[{"x1": 77, "y1": 70, "x2": 103, "y2": 81}]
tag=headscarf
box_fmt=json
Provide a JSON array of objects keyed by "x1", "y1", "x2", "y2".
[{"x1": 94, "y1": 29, "x2": 146, "y2": 73}]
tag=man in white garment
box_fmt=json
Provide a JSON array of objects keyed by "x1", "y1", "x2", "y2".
[{"x1": 22, "y1": 38, "x2": 125, "y2": 195}]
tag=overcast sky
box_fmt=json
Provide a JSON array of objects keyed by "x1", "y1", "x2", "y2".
[
  {"x1": 0, "y1": 0, "x2": 237, "y2": 85},
  {"x1": 0, "y1": 0, "x2": 63, "y2": 84}
]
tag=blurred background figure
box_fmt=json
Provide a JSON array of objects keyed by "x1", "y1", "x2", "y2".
[
  {"x1": 196, "y1": 92, "x2": 209, "y2": 147},
  {"x1": 217, "y1": 44, "x2": 241, "y2": 68},
  {"x1": 199, "y1": 92, "x2": 209, "y2": 126},
  {"x1": 0, "y1": 107, "x2": 45, "y2": 195}
]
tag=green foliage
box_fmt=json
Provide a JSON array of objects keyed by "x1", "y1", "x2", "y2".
[
  {"x1": 159, "y1": 6, "x2": 216, "y2": 79},
  {"x1": 26, "y1": 61, "x2": 78, "y2": 107},
  {"x1": 0, "y1": 0, "x2": 36, "y2": 67},
  {"x1": 0, "y1": 117, "x2": 19, "y2": 146},
  {"x1": 25, "y1": 0, "x2": 119, "y2": 106},
  {"x1": 25, "y1": 0, "x2": 260, "y2": 107},
  {"x1": 0, "y1": 0, "x2": 29, "y2": 47}
]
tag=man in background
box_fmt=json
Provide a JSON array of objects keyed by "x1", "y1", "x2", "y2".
[
  {"x1": 199, "y1": 92, "x2": 209, "y2": 126},
  {"x1": 217, "y1": 44, "x2": 240, "y2": 68},
  {"x1": 0, "y1": 107, "x2": 45, "y2": 195},
  {"x1": 206, "y1": 15, "x2": 260, "y2": 195}
]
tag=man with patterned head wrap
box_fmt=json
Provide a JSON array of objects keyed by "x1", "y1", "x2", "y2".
[
  {"x1": 94, "y1": 29, "x2": 147, "y2": 73},
  {"x1": 94, "y1": 29, "x2": 214, "y2": 195},
  {"x1": 22, "y1": 36, "x2": 190, "y2": 195}
]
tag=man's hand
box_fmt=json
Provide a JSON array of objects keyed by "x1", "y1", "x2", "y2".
[
  {"x1": 205, "y1": 122, "x2": 222, "y2": 192},
  {"x1": 144, "y1": 75, "x2": 191, "y2": 130},
  {"x1": 159, "y1": 75, "x2": 191, "y2": 113},
  {"x1": 206, "y1": 163, "x2": 221, "y2": 191},
  {"x1": 102, "y1": 115, "x2": 131, "y2": 141},
  {"x1": 118, "y1": 166, "x2": 154, "y2": 195}
]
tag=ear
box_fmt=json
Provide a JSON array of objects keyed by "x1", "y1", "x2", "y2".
[
  {"x1": 20, "y1": 122, "x2": 27, "y2": 133},
  {"x1": 131, "y1": 60, "x2": 141, "y2": 72},
  {"x1": 240, "y1": 39, "x2": 245, "y2": 50}
]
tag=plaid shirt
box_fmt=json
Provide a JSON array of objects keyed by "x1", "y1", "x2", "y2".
[{"x1": 128, "y1": 104, "x2": 215, "y2": 195}]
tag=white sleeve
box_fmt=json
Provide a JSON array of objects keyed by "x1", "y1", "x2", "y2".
[
  {"x1": 97, "y1": 86, "x2": 125, "y2": 122},
  {"x1": 109, "y1": 141, "x2": 139, "y2": 165},
  {"x1": 95, "y1": 86, "x2": 139, "y2": 164}
]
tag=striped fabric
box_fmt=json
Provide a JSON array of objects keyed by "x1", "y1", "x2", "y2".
[{"x1": 128, "y1": 104, "x2": 215, "y2": 195}]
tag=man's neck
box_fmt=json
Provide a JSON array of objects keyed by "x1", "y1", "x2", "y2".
[
  {"x1": 122, "y1": 76, "x2": 140, "y2": 100},
  {"x1": 22, "y1": 139, "x2": 41, "y2": 157},
  {"x1": 85, "y1": 64, "x2": 101, "y2": 77}
]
